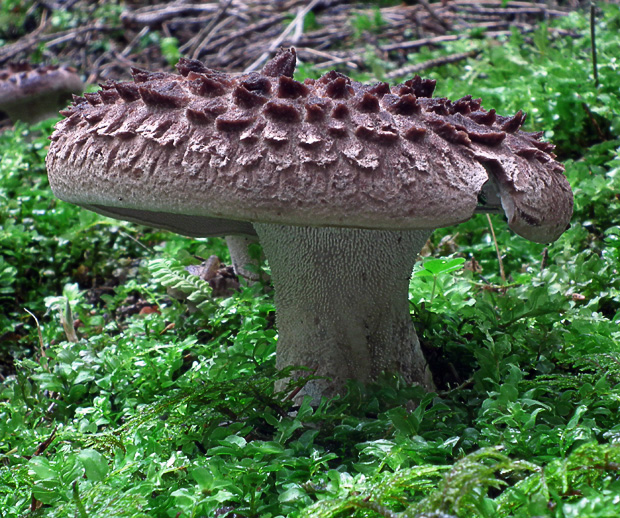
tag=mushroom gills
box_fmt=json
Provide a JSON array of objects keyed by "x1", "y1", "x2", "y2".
[{"x1": 89, "y1": 203, "x2": 256, "y2": 238}]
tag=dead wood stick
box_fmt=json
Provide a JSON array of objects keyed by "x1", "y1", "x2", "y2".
[
  {"x1": 380, "y1": 34, "x2": 461, "y2": 53},
  {"x1": 385, "y1": 49, "x2": 480, "y2": 80},
  {"x1": 295, "y1": 46, "x2": 363, "y2": 70},
  {"x1": 244, "y1": 0, "x2": 323, "y2": 72},
  {"x1": 201, "y1": 14, "x2": 287, "y2": 56},
  {"x1": 452, "y1": 0, "x2": 561, "y2": 8},
  {"x1": 120, "y1": 26, "x2": 149, "y2": 58},
  {"x1": 0, "y1": 24, "x2": 112, "y2": 63},
  {"x1": 418, "y1": 0, "x2": 451, "y2": 31},
  {"x1": 184, "y1": 0, "x2": 234, "y2": 59},
  {"x1": 120, "y1": 4, "x2": 219, "y2": 27}
]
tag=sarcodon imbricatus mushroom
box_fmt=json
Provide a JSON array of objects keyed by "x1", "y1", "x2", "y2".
[
  {"x1": 46, "y1": 48, "x2": 573, "y2": 401},
  {"x1": 0, "y1": 62, "x2": 83, "y2": 124}
]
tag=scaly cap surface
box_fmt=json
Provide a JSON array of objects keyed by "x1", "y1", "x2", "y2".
[{"x1": 46, "y1": 48, "x2": 572, "y2": 242}]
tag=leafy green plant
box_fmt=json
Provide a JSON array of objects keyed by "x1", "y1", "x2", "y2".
[
  {"x1": 160, "y1": 36, "x2": 181, "y2": 67},
  {"x1": 351, "y1": 7, "x2": 385, "y2": 38},
  {"x1": 412, "y1": 258, "x2": 467, "y2": 305}
]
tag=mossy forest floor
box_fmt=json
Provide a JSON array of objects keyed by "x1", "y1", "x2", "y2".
[{"x1": 1, "y1": 1, "x2": 620, "y2": 517}]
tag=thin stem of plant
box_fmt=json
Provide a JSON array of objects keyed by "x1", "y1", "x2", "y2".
[
  {"x1": 590, "y1": 2, "x2": 599, "y2": 88},
  {"x1": 486, "y1": 214, "x2": 506, "y2": 283},
  {"x1": 24, "y1": 308, "x2": 49, "y2": 369},
  {"x1": 430, "y1": 275, "x2": 438, "y2": 305}
]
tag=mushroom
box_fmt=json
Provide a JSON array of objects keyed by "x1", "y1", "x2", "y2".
[
  {"x1": 46, "y1": 48, "x2": 573, "y2": 401},
  {"x1": 0, "y1": 62, "x2": 84, "y2": 124}
]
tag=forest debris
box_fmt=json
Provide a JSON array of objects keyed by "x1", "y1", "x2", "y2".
[{"x1": 0, "y1": 0, "x2": 582, "y2": 111}]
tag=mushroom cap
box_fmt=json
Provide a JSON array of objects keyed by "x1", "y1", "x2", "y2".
[
  {"x1": 46, "y1": 48, "x2": 572, "y2": 243},
  {"x1": 0, "y1": 63, "x2": 84, "y2": 123}
]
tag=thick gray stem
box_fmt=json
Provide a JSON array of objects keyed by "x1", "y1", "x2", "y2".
[
  {"x1": 253, "y1": 224, "x2": 434, "y2": 402},
  {"x1": 225, "y1": 235, "x2": 266, "y2": 283}
]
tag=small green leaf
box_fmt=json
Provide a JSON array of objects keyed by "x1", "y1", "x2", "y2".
[
  {"x1": 419, "y1": 258, "x2": 466, "y2": 276},
  {"x1": 78, "y1": 449, "x2": 108, "y2": 482},
  {"x1": 28, "y1": 457, "x2": 58, "y2": 482}
]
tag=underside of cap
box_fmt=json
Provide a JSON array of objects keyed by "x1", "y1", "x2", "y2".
[
  {"x1": 84, "y1": 204, "x2": 257, "y2": 238},
  {"x1": 46, "y1": 48, "x2": 573, "y2": 242}
]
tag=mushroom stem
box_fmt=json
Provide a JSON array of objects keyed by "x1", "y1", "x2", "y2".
[
  {"x1": 253, "y1": 223, "x2": 435, "y2": 402},
  {"x1": 225, "y1": 235, "x2": 267, "y2": 283}
]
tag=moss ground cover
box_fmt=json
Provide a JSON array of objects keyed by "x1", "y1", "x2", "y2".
[{"x1": 1, "y1": 4, "x2": 619, "y2": 517}]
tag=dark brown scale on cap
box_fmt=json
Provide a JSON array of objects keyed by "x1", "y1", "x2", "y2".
[
  {"x1": 185, "y1": 99, "x2": 228, "y2": 124},
  {"x1": 146, "y1": 119, "x2": 175, "y2": 140},
  {"x1": 383, "y1": 94, "x2": 419, "y2": 116},
  {"x1": 187, "y1": 72, "x2": 229, "y2": 97},
  {"x1": 84, "y1": 111, "x2": 105, "y2": 125},
  {"x1": 240, "y1": 73, "x2": 272, "y2": 95},
  {"x1": 52, "y1": 112, "x2": 72, "y2": 127},
  {"x1": 72, "y1": 94, "x2": 87, "y2": 105},
  {"x1": 58, "y1": 106, "x2": 75, "y2": 117},
  {"x1": 468, "y1": 109, "x2": 496, "y2": 126},
  {"x1": 466, "y1": 130, "x2": 506, "y2": 146},
  {"x1": 427, "y1": 117, "x2": 472, "y2": 146},
  {"x1": 327, "y1": 121, "x2": 348, "y2": 138},
  {"x1": 261, "y1": 48, "x2": 296, "y2": 78},
  {"x1": 239, "y1": 119, "x2": 266, "y2": 144},
  {"x1": 277, "y1": 75, "x2": 309, "y2": 99},
  {"x1": 84, "y1": 92, "x2": 102, "y2": 106},
  {"x1": 8, "y1": 62, "x2": 32, "y2": 73},
  {"x1": 355, "y1": 125, "x2": 398, "y2": 145},
  {"x1": 331, "y1": 103, "x2": 349, "y2": 119},
  {"x1": 424, "y1": 98, "x2": 450, "y2": 116},
  {"x1": 499, "y1": 110, "x2": 526, "y2": 133},
  {"x1": 403, "y1": 125, "x2": 427, "y2": 142},
  {"x1": 176, "y1": 58, "x2": 210, "y2": 77},
  {"x1": 325, "y1": 76, "x2": 353, "y2": 99},
  {"x1": 317, "y1": 70, "x2": 345, "y2": 85},
  {"x1": 528, "y1": 138, "x2": 555, "y2": 154},
  {"x1": 304, "y1": 97, "x2": 331, "y2": 123},
  {"x1": 233, "y1": 85, "x2": 268, "y2": 109},
  {"x1": 98, "y1": 87, "x2": 121, "y2": 105},
  {"x1": 139, "y1": 82, "x2": 189, "y2": 108},
  {"x1": 131, "y1": 68, "x2": 172, "y2": 84},
  {"x1": 263, "y1": 99, "x2": 302, "y2": 123},
  {"x1": 451, "y1": 95, "x2": 482, "y2": 115},
  {"x1": 377, "y1": 127, "x2": 399, "y2": 145},
  {"x1": 215, "y1": 112, "x2": 257, "y2": 132},
  {"x1": 404, "y1": 76, "x2": 436, "y2": 98},
  {"x1": 114, "y1": 82, "x2": 140, "y2": 102},
  {"x1": 368, "y1": 82, "x2": 390, "y2": 97},
  {"x1": 391, "y1": 84, "x2": 413, "y2": 97},
  {"x1": 355, "y1": 125, "x2": 376, "y2": 141},
  {"x1": 355, "y1": 92, "x2": 380, "y2": 113},
  {"x1": 516, "y1": 147, "x2": 551, "y2": 163}
]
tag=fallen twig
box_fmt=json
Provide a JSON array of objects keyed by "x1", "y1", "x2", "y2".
[{"x1": 385, "y1": 49, "x2": 480, "y2": 79}]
